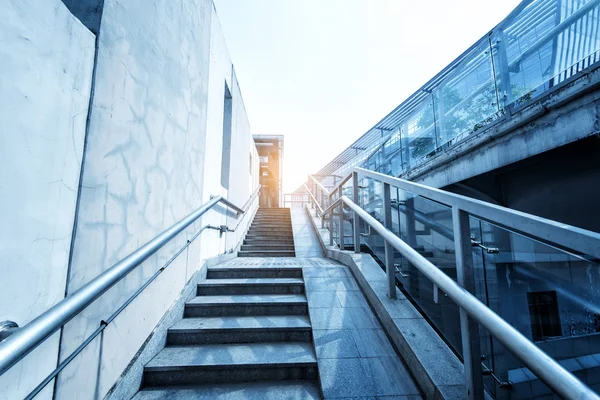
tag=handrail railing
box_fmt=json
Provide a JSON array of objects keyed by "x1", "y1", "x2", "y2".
[
  {"x1": 0, "y1": 191, "x2": 257, "y2": 376},
  {"x1": 308, "y1": 174, "x2": 330, "y2": 196},
  {"x1": 326, "y1": 194, "x2": 600, "y2": 400},
  {"x1": 303, "y1": 184, "x2": 325, "y2": 216},
  {"x1": 318, "y1": 165, "x2": 600, "y2": 399},
  {"x1": 352, "y1": 167, "x2": 600, "y2": 261}
]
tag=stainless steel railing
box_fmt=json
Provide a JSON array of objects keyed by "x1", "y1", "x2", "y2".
[
  {"x1": 309, "y1": 166, "x2": 600, "y2": 400},
  {"x1": 0, "y1": 187, "x2": 260, "y2": 381}
]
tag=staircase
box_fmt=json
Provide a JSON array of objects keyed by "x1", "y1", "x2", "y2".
[
  {"x1": 133, "y1": 262, "x2": 320, "y2": 399},
  {"x1": 239, "y1": 207, "x2": 295, "y2": 257}
]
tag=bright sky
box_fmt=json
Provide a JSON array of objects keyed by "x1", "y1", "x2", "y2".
[{"x1": 213, "y1": 0, "x2": 522, "y2": 193}]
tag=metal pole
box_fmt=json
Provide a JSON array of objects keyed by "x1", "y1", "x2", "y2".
[
  {"x1": 452, "y1": 206, "x2": 484, "y2": 400},
  {"x1": 342, "y1": 194, "x2": 600, "y2": 400},
  {"x1": 352, "y1": 172, "x2": 361, "y2": 253},
  {"x1": 405, "y1": 197, "x2": 417, "y2": 247},
  {"x1": 0, "y1": 195, "x2": 237, "y2": 375},
  {"x1": 383, "y1": 183, "x2": 396, "y2": 298},
  {"x1": 329, "y1": 194, "x2": 334, "y2": 246},
  {"x1": 320, "y1": 189, "x2": 325, "y2": 228},
  {"x1": 338, "y1": 186, "x2": 344, "y2": 250}
]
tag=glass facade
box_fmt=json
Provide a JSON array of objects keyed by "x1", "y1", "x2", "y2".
[{"x1": 364, "y1": 0, "x2": 600, "y2": 179}]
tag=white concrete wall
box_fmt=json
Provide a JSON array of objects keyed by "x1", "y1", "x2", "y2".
[
  {"x1": 0, "y1": 1, "x2": 95, "y2": 399},
  {"x1": 44, "y1": 1, "x2": 259, "y2": 399},
  {"x1": 200, "y1": 5, "x2": 259, "y2": 260}
]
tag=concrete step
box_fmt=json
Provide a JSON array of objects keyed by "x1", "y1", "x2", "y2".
[
  {"x1": 255, "y1": 211, "x2": 291, "y2": 217},
  {"x1": 184, "y1": 294, "x2": 308, "y2": 317},
  {"x1": 133, "y1": 380, "x2": 321, "y2": 400},
  {"x1": 247, "y1": 229, "x2": 294, "y2": 238},
  {"x1": 250, "y1": 223, "x2": 293, "y2": 229},
  {"x1": 142, "y1": 342, "x2": 318, "y2": 386},
  {"x1": 254, "y1": 215, "x2": 291, "y2": 219},
  {"x1": 248, "y1": 227, "x2": 293, "y2": 232},
  {"x1": 241, "y1": 244, "x2": 295, "y2": 252},
  {"x1": 207, "y1": 266, "x2": 302, "y2": 279},
  {"x1": 197, "y1": 278, "x2": 304, "y2": 295},
  {"x1": 166, "y1": 315, "x2": 312, "y2": 345},
  {"x1": 239, "y1": 250, "x2": 296, "y2": 257},
  {"x1": 244, "y1": 238, "x2": 295, "y2": 244}
]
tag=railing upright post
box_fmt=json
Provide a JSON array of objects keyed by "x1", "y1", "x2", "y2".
[
  {"x1": 383, "y1": 182, "x2": 396, "y2": 299},
  {"x1": 329, "y1": 193, "x2": 334, "y2": 246},
  {"x1": 352, "y1": 172, "x2": 361, "y2": 253},
  {"x1": 338, "y1": 186, "x2": 344, "y2": 250},
  {"x1": 406, "y1": 197, "x2": 417, "y2": 247},
  {"x1": 452, "y1": 206, "x2": 484, "y2": 400},
  {"x1": 320, "y1": 189, "x2": 325, "y2": 228}
]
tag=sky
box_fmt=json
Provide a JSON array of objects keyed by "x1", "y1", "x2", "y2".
[{"x1": 212, "y1": 0, "x2": 522, "y2": 193}]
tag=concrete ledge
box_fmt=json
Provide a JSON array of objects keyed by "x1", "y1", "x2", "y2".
[
  {"x1": 304, "y1": 205, "x2": 466, "y2": 400},
  {"x1": 104, "y1": 252, "x2": 238, "y2": 400}
]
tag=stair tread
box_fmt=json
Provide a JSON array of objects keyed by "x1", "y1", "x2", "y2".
[
  {"x1": 170, "y1": 315, "x2": 311, "y2": 331},
  {"x1": 187, "y1": 294, "x2": 307, "y2": 306},
  {"x1": 133, "y1": 381, "x2": 321, "y2": 400},
  {"x1": 208, "y1": 266, "x2": 301, "y2": 271},
  {"x1": 146, "y1": 342, "x2": 317, "y2": 369},
  {"x1": 199, "y1": 278, "x2": 303, "y2": 286}
]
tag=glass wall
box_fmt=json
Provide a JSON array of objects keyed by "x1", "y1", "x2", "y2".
[{"x1": 363, "y1": 0, "x2": 600, "y2": 177}]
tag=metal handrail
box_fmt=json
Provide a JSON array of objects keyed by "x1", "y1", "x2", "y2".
[
  {"x1": 350, "y1": 167, "x2": 600, "y2": 260},
  {"x1": 308, "y1": 174, "x2": 330, "y2": 196},
  {"x1": 327, "y1": 173, "x2": 352, "y2": 200},
  {"x1": 303, "y1": 184, "x2": 325, "y2": 216},
  {"x1": 337, "y1": 194, "x2": 599, "y2": 400},
  {"x1": 0, "y1": 192, "x2": 255, "y2": 375}
]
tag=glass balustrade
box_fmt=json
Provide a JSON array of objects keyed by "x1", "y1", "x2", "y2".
[{"x1": 362, "y1": 0, "x2": 600, "y2": 178}]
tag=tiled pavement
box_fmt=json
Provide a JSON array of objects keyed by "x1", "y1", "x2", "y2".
[
  {"x1": 287, "y1": 207, "x2": 423, "y2": 399},
  {"x1": 303, "y1": 259, "x2": 422, "y2": 400}
]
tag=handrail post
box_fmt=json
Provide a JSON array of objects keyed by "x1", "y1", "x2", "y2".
[
  {"x1": 452, "y1": 206, "x2": 484, "y2": 400},
  {"x1": 383, "y1": 183, "x2": 396, "y2": 299},
  {"x1": 352, "y1": 172, "x2": 361, "y2": 253},
  {"x1": 329, "y1": 194, "x2": 334, "y2": 246},
  {"x1": 338, "y1": 186, "x2": 344, "y2": 250},
  {"x1": 406, "y1": 197, "x2": 417, "y2": 247},
  {"x1": 320, "y1": 189, "x2": 325, "y2": 228}
]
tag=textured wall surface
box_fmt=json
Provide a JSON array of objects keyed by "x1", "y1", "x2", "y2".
[
  {"x1": 0, "y1": 1, "x2": 95, "y2": 399},
  {"x1": 49, "y1": 1, "x2": 258, "y2": 398}
]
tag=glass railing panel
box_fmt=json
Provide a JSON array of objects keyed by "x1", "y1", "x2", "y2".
[
  {"x1": 403, "y1": 96, "x2": 438, "y2": 168},
  {"x1": 471, "y1": 217, "x2": 600, "y2": 398},
  {"x1": 492, "y1": 0, "x2": 600, "y2": 108},
  {"x1": 435, "y1": 39, "x2": 501, "y2": 148},
  {"x1": 358, "y1": 177, "x2": 465, "y2": 354},
  {"x1": 395, "y1": 191, "x2": 465, "y2": 355},
  {"x1": 358, "y1": 177, "x2": 386, "y2": 261}
]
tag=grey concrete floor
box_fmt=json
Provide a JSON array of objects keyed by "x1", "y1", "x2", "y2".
[
  {"x1": 291, "y1": 208, "x2": 324, "y2": 258},
  {"x1": 302, "y1": 259, "x2": 422, "y2": 400},
  {"x1": 289, "y1": 208, "x2": 422, "y2": 398},
  {"x1": 212, "y1": 257, "x2": 423, "y2": 399}
]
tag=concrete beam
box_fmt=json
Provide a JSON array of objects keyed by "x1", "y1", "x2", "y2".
[{"x1": 405, "y1": 65, "x2": 600, "y2": 189}]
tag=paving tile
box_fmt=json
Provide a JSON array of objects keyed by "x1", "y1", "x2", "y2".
[
  {"x1": 364, "y1": 357, "x2": 421, "y2": 396},
  {"x1": 337, "y1": 290, "x2": 370, "y2": 308},
  {"x1": 352, "y1": 329, "x2": 396, "y2": 358},
  {"x1": 304, "y1": 277, "x2": 361, "y2": 292},
  {"x1": 313, "y1": 329, "x2": 360, "y2": 359},
  {"x1": 310, "y1": 307, "x2": 379, "y2": 330},
  {"x1": 307, "y1": 291, "x2": 341, "y2": 308},
  {"x1": 318, "y1": 358, "x2": 378, "y2": 397},
  {"x1": 303, "y1": 267, "x2": 351, "y2": 278}
]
